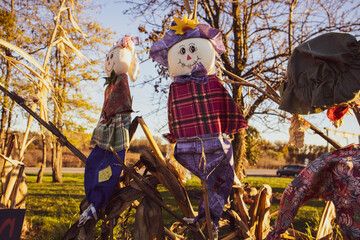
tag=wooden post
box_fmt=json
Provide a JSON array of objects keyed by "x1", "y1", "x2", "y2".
[
  {"x1": 137, "y1": 117, "x2": 166, "y2": 163},
  {"x1": 201, "y1": 179, "x2": 214, "y2": 240},
  {"x1": 326, "y1": 129, "x2": 330, "y2": 152},
  {"x1": 138, "y1": 116, "x2": 213, "y2": 238},
  {"x1": 182, "y1": 0, "x2": 192, "y2": 15}
]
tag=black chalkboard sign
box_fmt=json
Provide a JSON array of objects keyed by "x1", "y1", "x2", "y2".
[{"x1": 0, "y1": 209, "x2": 25, "y2": 240}]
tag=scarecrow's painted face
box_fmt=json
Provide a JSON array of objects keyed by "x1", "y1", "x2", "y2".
[
  {"x1": 105, "y1": 47, "x2": 132, "y2": 77},
  {"x1": 168, "y1": 38, "x2": 216, "y2": 76}
]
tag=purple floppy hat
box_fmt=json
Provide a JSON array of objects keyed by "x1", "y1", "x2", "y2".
[{"x1": 149, "y1": 21, "x2": 226, "y2": 67}]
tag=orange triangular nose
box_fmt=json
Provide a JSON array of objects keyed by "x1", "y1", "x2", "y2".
[{"x1": 187, "y1": 55, "x2": 192, "y2": 60}]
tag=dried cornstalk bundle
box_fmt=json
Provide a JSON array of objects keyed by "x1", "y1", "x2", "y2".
[
  {"x1": 140, "y1": 149, "x2": 195, "y2": 218},
  {"x1": 134, "y1": 196, "x2": 165, "y2": 239},
  {"x1": 169, "y1": 221, "x2": 190, "y2": 238},
  {"x1": 225, "y1": 209, "x2": 254, "y2": 240},
  {"x1": 315, "y1": 202, "x2": 336, "y2": 240},
  {"x1": 0, "y1": 158, "x2": 27, "y2": 209},
  {"x1": 62, "y1": 177, "x2": 159, "y2": 240},
  {"x1": 253, "y1": 185, "x2": 272, "y2": 239},
  {"x1": 230, "y1": 184, "x2": 273, "y2": 240}
]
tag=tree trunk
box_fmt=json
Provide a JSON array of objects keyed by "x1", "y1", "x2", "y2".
[
  {"x1": 232, "y1": 77, "x2": 247, "y2": 181},
  {"x1": 36, "y1": 131, "x2": 47, "y2": 183},
  {"x1": 233, "y1": 129, "x2": 247, "y2": 181},
  {"x1": 52, "y1": 140, "x2": 63, "y2": 183}
]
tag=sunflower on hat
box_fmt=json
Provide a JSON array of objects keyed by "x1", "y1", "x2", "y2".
[{"x1": 170, "y1": 14, "x2": 198, "y2": 35}]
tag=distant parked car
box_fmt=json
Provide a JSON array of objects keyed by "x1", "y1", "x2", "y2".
[{"x1": 276, "y1": 164, "x2": 306, "y2": 177}]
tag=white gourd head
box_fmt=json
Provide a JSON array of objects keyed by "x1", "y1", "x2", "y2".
[
  {"x1": 105, "y1": 36, "x2": 139, "y2": 82},
  {"x1": 149, "y1": 15, "x2": 225, "y2": 77},
  {"x1": 167, "y1": 38, "x2": 216, "y2": 76}
]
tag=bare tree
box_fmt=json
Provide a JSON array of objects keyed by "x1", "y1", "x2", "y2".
[{"x1": 122, "y1": 0, "x2": 360, "y2": 179}]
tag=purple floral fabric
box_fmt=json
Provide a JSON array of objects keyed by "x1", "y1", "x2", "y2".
[{"x1": 266, "y1": 144, "x2": 360, "y2": 240}]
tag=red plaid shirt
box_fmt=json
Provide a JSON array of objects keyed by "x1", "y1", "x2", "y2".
[{"x1": 167, "y1": 75, "x2": 247, "y2": 140}]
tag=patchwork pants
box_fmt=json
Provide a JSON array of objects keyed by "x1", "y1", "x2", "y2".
[
  {"x1": 84, "y1": 146, "x2": 125, "y2": 215},
  {"x1": 174, "y1": 133, "x2": 234, "y2": 229}
]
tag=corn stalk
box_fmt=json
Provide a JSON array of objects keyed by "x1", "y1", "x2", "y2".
[{"x1": 0, "y1": 0, "x2": 89, "y2": 180}]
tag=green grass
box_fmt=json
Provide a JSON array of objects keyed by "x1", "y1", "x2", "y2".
[
  {"x1": 25, "y1": 173, "x2": 84, "y2": 240},
  {"x1": 23, "y1": 174, "x2": 326, "y2": 239}
]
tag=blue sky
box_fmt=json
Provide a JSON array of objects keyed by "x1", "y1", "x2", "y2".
[{"x1": 90, "y1": 1, "x2": 360, "y2": 148}]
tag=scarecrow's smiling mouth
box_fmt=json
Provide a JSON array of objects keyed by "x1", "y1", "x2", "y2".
[
  {"x1": 178, "y1": 56, "x2": 201, "y2": 69},
  {"x1": 106, "y1": 62, "x2": 115, "y2": 73}
]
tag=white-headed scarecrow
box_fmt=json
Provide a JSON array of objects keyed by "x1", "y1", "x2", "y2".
[
  {"x1": 150, "y1": 15, "x2": 248, "y2": 233},
  {"x1": 79, "y1": 36, "x2": 139, "y2": 225}
]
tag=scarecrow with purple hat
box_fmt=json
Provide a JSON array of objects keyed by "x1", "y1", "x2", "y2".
[{"x1": 150, "y1": 15, "x2": 248, "y2": 235}]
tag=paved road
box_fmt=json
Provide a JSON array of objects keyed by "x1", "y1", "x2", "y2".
[
  {"x1": 25, "y1": 167, "x2": 277, "y2": 176},
  {"x1": 246, "y1": 169, "x2": 277, "y2": 176},
  {"x1": 25, "y1": 167, "x2": 85, "y2": 174}
]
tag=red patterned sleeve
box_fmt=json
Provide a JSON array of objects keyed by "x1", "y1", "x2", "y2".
[{"x1": 265, "y1": 159, "x2": 332, "y2": 239}]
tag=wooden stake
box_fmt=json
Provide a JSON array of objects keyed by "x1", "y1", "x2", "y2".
[
  {"x1": 137, "y1": 116, "x2": 166, "y2": 162},
  {"x1": 0, "y1": 84, "x2": 88, "y2": 162},
  {"x1": 135, "y1": 117, "x2": 205, "y2": 239},
  {"x1": 201, "y1": 179, "x2": 214, "y2": 240}
]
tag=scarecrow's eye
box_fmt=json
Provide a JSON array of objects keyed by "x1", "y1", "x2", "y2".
[
  {"x1": 179, "y1": 47, "x2": 186, "y2": 55},
  {"x1": 106, "y1": 56, "x2": 109, "y2": 61},
  {"x1": 189, "y1": 45, "x2": 197, "y2": 53},
  {"x1": 110, "y1": 53, "x2": 113, "y2": 59}
]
